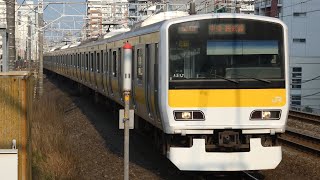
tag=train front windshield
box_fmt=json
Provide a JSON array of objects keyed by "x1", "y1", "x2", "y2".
[{"x1": 169, "y1": 19, "x2": 285, "y2": 89}]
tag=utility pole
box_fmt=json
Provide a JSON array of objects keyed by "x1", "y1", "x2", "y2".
[
  {"x1": 38, "y1": 0, "x2": 44, "y2": 96},
  {"x1": 6, "y1": 0, "x2": 16, "y2": 70}
]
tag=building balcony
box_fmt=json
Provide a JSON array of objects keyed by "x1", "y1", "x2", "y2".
[
  {"x1": 255, "y1": 0, "x2": 282, "y2": 9},
  {"x1": 129, "y1": 4, "x2": 136, "y2": 10}
]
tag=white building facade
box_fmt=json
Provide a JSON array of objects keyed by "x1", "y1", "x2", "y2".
[
  {"x1": 15, "y1": 0, "x2": 37, "y2": 61},
  {"x1": 0, "y1": 0, "x2": 6, "y2": 71},
  {"x1": 255, "y1": 0, "x2": 320, "y2": 113}
]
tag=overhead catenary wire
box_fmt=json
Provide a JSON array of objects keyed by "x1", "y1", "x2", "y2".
[
  {"x1": 290, "y1": 75, "x2": 320, "y2": 85},
  {"x1": 15, "y1": 0, "x2": 26, "y2": 12},
  {"x1": 302, "y1": 91, "x2": 320, "y2": 98}
]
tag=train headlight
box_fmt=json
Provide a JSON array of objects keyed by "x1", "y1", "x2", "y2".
[
  {"x1": 262, "y1": 111, "x2": 271, "y2": 119},
  {"x1": 174, "y1": 111, "x2": 205, "y2": 121},
  {"x1": 250, "y1": 110, "x2": 281, "y2": 120},
  {"x1": 181, "y1": 112, "x2": 192, "y2": 119}
]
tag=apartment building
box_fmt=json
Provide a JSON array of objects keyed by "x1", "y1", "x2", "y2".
[
  {"x1": 15, "y1": 0, "x2": 37, "y2": 61},
  {"x1": 0, "y1": 0, "x2": 6, "y2": 71},
  {"x1": 255, "y1": 0, "x2": 320, "y2": 113},
  {"x1": 86, "y1": 0, "x2": 128, "y2": 38}
]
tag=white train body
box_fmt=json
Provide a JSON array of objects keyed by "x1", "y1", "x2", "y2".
[{"x1": 44, "y1": 13, "x2": 289, "y2": 171}]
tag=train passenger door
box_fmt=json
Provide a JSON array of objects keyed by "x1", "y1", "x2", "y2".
[
  {"x1": 104, "y1": 49, "x2": 110, "y2": 96},
  {"x1": 102, "y1": 49, "x2": 109, "y2": 96},
  {"x1": 111, "y1": 49, "x2": 120, "y2": 100},
  {"x1": 108, "y1": 49, "x2": 113, "y2": 96},
  {"x1": 145, "y1": 44, "x2": 154, "y2": 119},
  {"x1": 134, "y1": 45, "x2": 147, "y2": 116},
  {"x1": 118, "y1": 48, "x2": 123, "y2": 102},
  {"x1": 131, "y1": 46, "x2": 136, "y2": 109},
  {"x1": 148, "y1": 43, "x2": 160, "y2": 121}
]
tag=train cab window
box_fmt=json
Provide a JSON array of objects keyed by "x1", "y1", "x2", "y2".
[
  {"x1": 112, "y1": 51, "x2": 117, "y2": 77},
  {"x1": 97, "y1": 52, "x2": 100, "y2": 73},
  {"x1": 137, "y1": 49, "x2": 143, "y2": 81}
]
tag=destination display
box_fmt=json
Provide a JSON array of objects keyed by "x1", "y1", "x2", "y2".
[
  {"x1": 208, "y1": 24, "x2": 246, "y2": 34},
  {"x1": 178, "y1": 25, "x2": 199, "y2": 34}
]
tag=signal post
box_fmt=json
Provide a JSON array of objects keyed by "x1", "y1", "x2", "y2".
[{"x1": 121, "y1": 42, "x2": 133, "y2": 180}]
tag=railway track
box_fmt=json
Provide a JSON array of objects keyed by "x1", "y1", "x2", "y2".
[
  {"x1": 289, "y1": 110, "x2": 320, "y2": 124},
  {"x1": 279, "y1": 127, "x2": 320, "y2": 155}
]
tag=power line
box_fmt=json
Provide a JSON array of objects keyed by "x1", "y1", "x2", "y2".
[
  {"x1": 291, "y1": 75, "x2": 320, "y2": 85},
  {"x1": 281, "y1": 9, "x2": 320, "y2": 18},
  {"x1": 15, "y1": 0, "x2": 26, "y2": 12},
  {"x1": 302, "y1": 91, "x2": 320, "y2": 98}
]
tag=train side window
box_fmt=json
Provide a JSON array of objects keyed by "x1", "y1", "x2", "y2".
[
  {"x1": 113, "y1": 51, "x2": 117, "y2": 77},
  {"x1": 77, "y1": 53, "x2": 79, "y2": 68},
  {"x1": 97, "y1": 52, "x2": 100, "y2": 73},
  {"x1": 91, "y1": 52, "x2": 94, "y2": 72},
  {"x1": 73, "y1": 54, "x2": 75, "y2": 67},
  {"x1": 137, "y1": 49, "x2": 143, "y2": 81},
  {"x1": 82, "y1": 53, "x2": 85, "y2": 69},
  {"x1": 105, "y1": 51, "x2": 108, "y2": 73},
  {"x1": 118, "y1": 48, "x2": 121, "y2": 77},
  {"x1": 101, "y1": 50, "x2": 104, "y2": 73},
  {"x1": 86, "y1": 53, "x2": 89, "y2": 70},
  {"x1": 80, "y1": 53, "x2": 82, "y2": 68},
  {"x1": 77, "y1": 54, "x2": 79, "y2": 68}
]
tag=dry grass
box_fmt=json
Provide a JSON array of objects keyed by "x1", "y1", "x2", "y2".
[{"x1": 31, "y1": 85, "x2": 80, "y2": 180}]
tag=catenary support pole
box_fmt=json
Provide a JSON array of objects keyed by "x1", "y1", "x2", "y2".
[
  {"x1": 38, "y1": 0, "x2": 44, "y2": 96},
  {"x1": 27, "y1": 16, "x2": 31, "y2": 71},
  {"x1": 6, "y1": 0, "x2": 16, "y2": 70}
]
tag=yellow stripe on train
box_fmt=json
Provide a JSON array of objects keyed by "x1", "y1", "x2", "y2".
[{"x1": 168, "y1": 89, "x2": 286, "y2": 107}]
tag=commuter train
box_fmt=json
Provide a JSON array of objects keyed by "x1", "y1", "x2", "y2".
[{"x1": 44, "y1": 13, "x2": 289, "y2": 171}]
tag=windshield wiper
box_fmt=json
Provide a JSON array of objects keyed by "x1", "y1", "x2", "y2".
[
  {"x1": 211, "y1": 74, "x2": 239, "y2": 84},
  {"x1": 230, "y1": 73, "x2": 271, "y2": 83}
]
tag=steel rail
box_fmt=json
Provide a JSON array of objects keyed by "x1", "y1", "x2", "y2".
[
  {"x1": 289, "y1": 110, "x2": 320, "y2": 124},
  {"x1": 242, "y1": 171, "x2": 260, "y2": 180},
  {"x1": 279, "y1": 137, "x2": 320, "y2": 155},
  {"x1": 286, "y1": 127, "x2": 320, "y2": 142},
  {"x1": 280, "y1": 127, "x2": 320, "y2": 155}
]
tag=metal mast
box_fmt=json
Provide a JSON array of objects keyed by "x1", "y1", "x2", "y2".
[
  {"x1": 38, "y1": 0, "x2": 43, "y2": 96},
  {"x1": 6, "y1": 0, "x2": 16, "y2": 70}
]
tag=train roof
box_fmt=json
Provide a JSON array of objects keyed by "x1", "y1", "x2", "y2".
[{"x1": 47, "y1": 13, "x2": 286, "y2": 54}]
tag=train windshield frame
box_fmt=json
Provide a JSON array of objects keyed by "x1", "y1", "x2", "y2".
[{"x1": 168, "y1": 18, "x2": 285, "y2": 89}]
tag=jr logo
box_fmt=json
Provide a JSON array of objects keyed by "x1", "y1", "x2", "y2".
[{"x1": 272, "y1": 96, "x2": 282, "y2": 103}]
